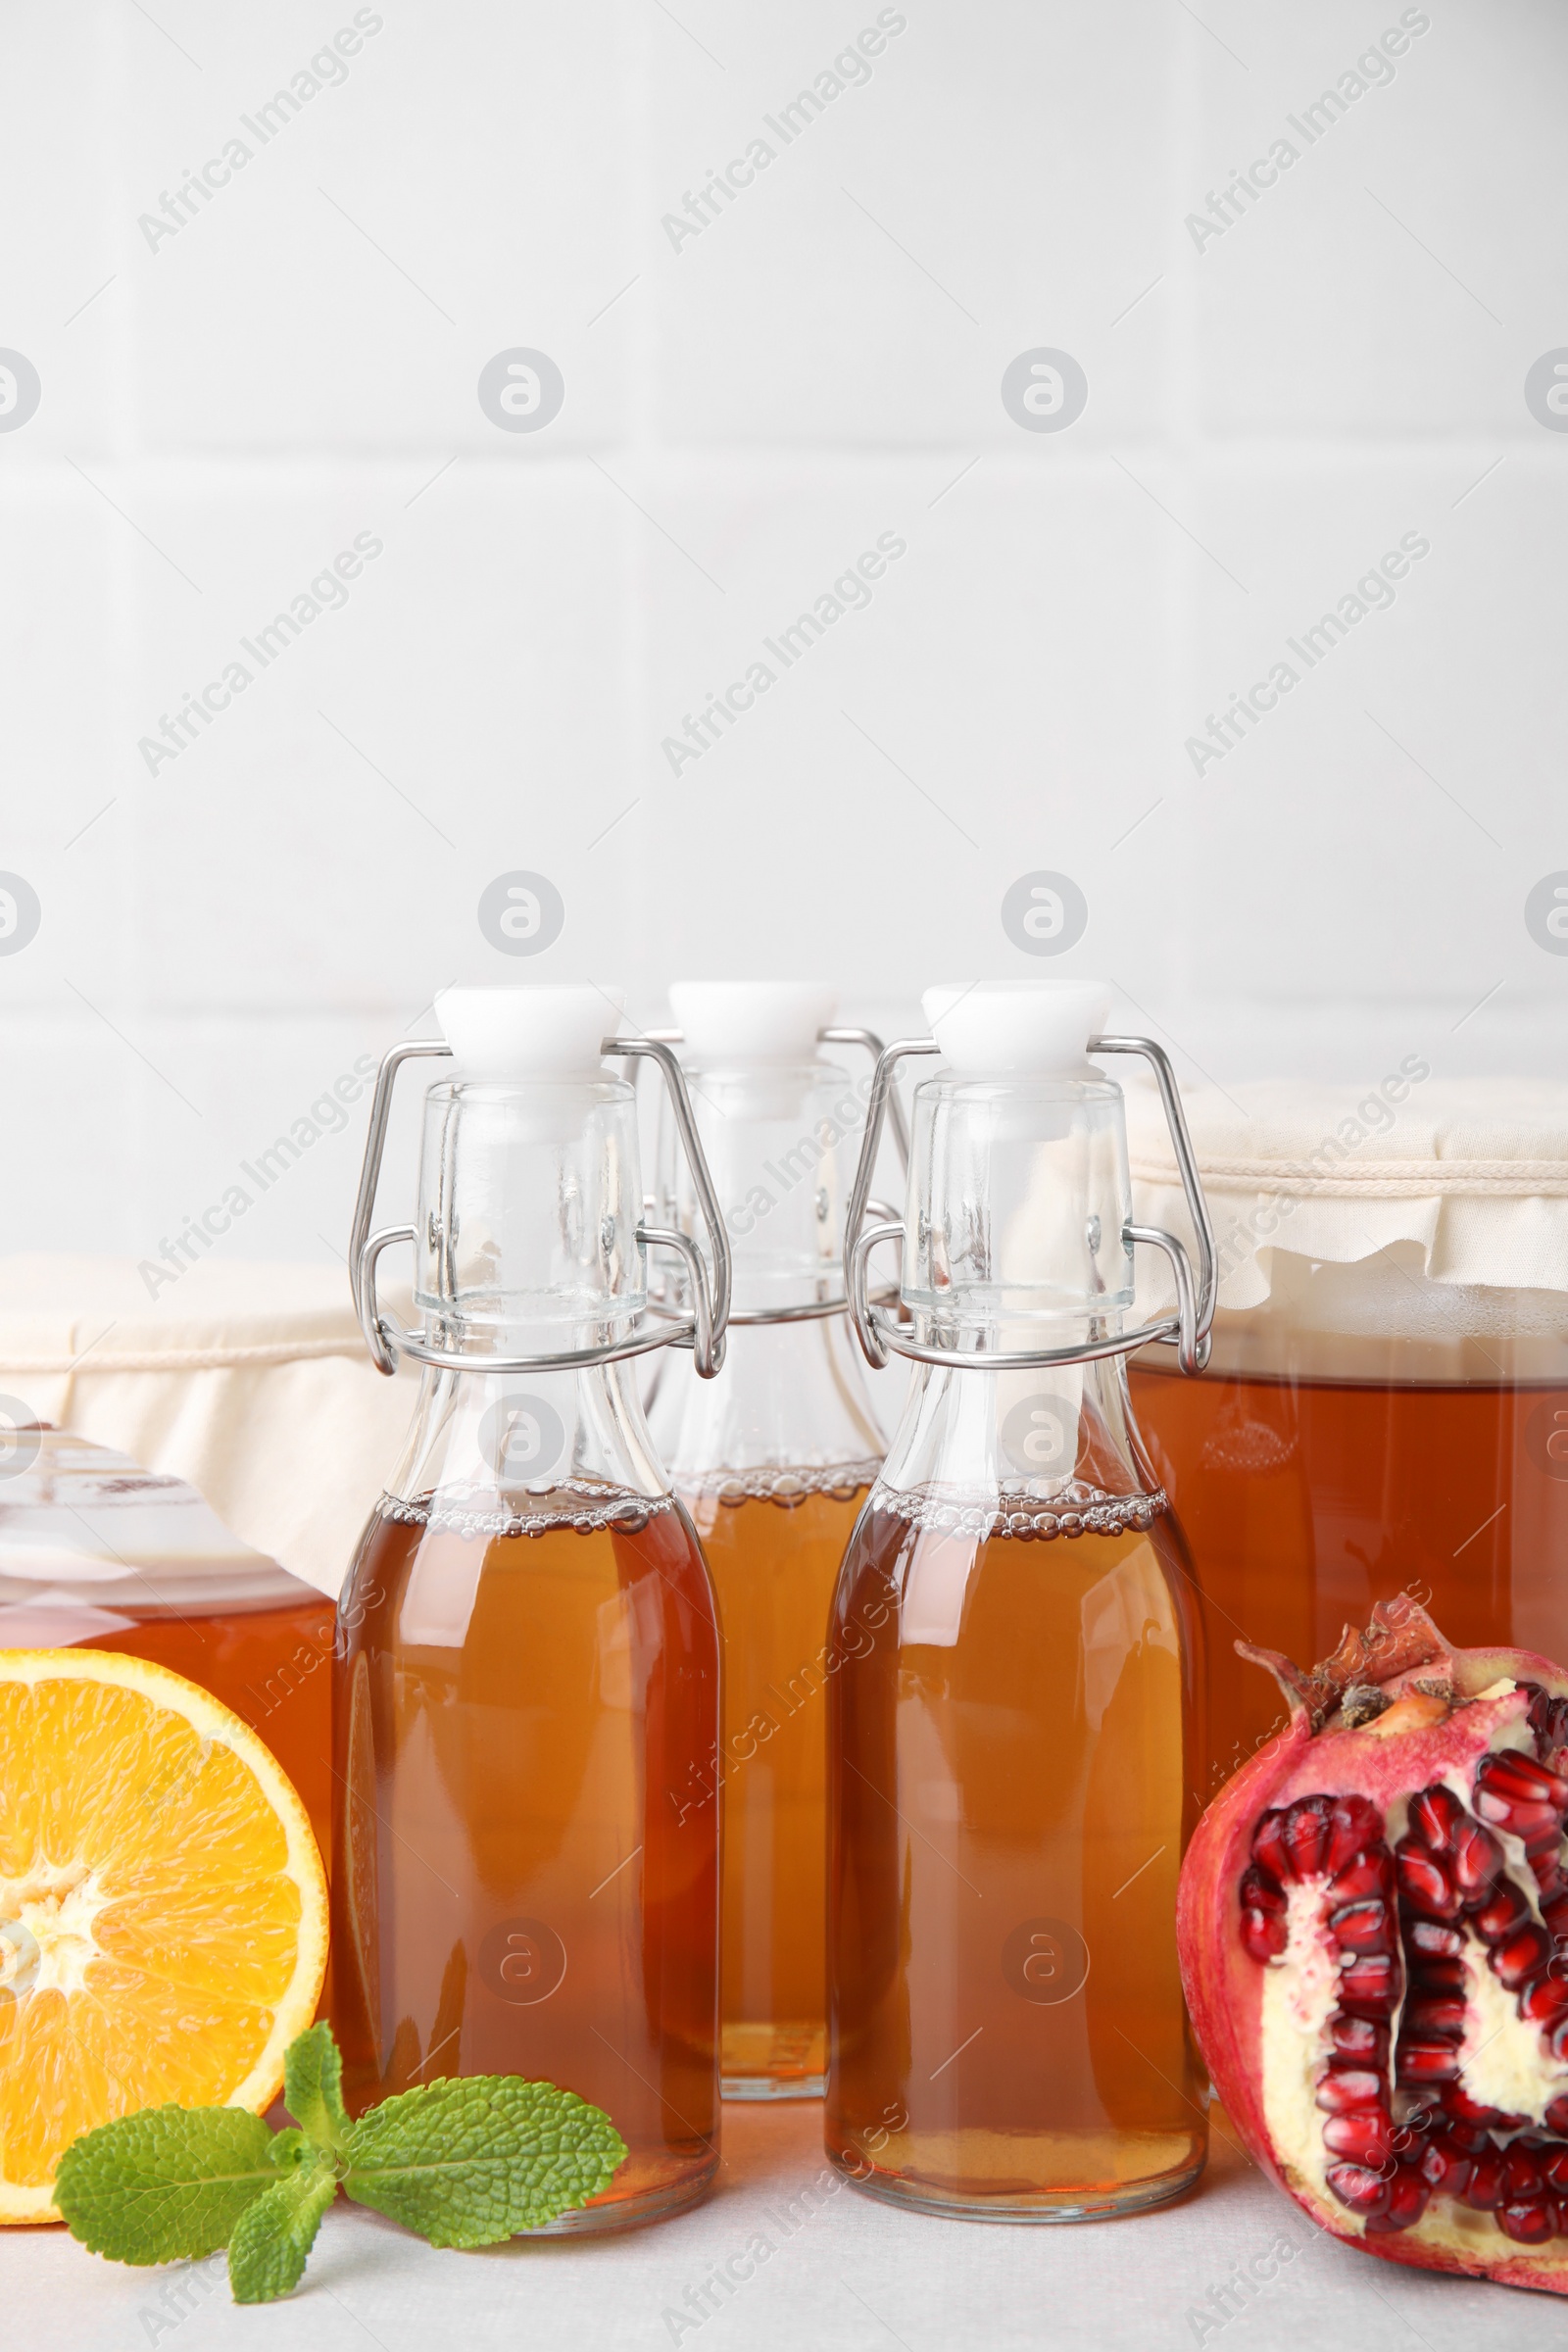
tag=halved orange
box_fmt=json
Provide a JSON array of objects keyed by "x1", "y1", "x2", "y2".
[{"x1": 0, "y1": 1648, "x2": 328, "y2": 2223}]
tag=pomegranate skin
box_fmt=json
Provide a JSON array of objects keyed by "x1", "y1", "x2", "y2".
[{"x1": 1177, "y1": 1605, "x2": 1568, "y2": 2297}]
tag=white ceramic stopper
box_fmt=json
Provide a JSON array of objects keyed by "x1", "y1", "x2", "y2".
[
  {"x1": 922, "y1": 980, "x2": 1112, "y2": 1077},
  {"x1": 434, "y1": 984, "x2": 625, "y2": 1080},
  {"x1": 669, "y1": 981, "x2": 837, "y2": 1066}
]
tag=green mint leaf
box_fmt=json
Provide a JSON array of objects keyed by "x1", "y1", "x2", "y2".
[
  {"x1": 54, "y1": 2107, "x2": 280, "y2": 2265},
  {"x1": 227, "y1": 2155, "x2": 338, "y2": 2304},
  {"x1": 284, "y1": 2024, "x2": 352, "y2": 2159},
  {"x1": 343, "y1": 2077, "x2": 627, "y2": 2248}
]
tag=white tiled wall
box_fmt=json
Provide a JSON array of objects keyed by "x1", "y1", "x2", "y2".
[{"x1": 2, "y1": 0, "x2": 1564, "y2": 1268}]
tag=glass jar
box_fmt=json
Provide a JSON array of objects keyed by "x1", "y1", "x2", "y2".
[
  {"x1": 825, "y1": 981, "x2": 1216, "y2": 2221},
  {"x1": 656, "y1": 984, "x2": 890, "y2": 2099},
  {"x1": 0, "y1": 1422, "x2": 334, "y2": 1875},
  {"x1": 1125, "y1": 1074, "x2": 1568, "y2": 1800},
  {"x1": 332, "y1": 986, "x2": 731, "y2": 2230}
]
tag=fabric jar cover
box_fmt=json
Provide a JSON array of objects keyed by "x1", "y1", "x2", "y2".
[
  {"x1": 0, "y1": 1254, "x2": 416, "y2": 1598},
  {"x1": 1122, "y1": 1072, "x2": 1568, "y2": 1333}
]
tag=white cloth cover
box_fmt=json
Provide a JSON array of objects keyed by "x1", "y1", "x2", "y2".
[
  {"x1": 0, "y1": 1255, "x2": 416, "y2": 1598},
  {"x1": 1124, "y1": 1073, "x2": 1568, "y2": 1314}
]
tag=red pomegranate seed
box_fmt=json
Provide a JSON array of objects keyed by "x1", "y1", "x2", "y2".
[
  {"x1": 1493, "y1": 1924, "x2": 1554, "y2": 1990},
  {"x1": 1339, "y1": 1955, "x2": 1398, "y2": 2016},
  {"x1": 1397, "y1": 2039, "x2": 1460, "y2": 2083},
  {"x1": 1323, "y1": 2109, "x2": 1395, "y2": 2167},
  {"x1": 1329, "y1": 1849, "x2": 1393, "y2": 1905},
  {"x1": 1406, "y1": 1920, "x2": 1463, "y2": 1959},
  {"x1": 1326, "y1": 2161, "x2": 1393, "y2": 2217},
  {"x1": 1473, "y1": 1879, "x2": 1532, "y2": 1943},
  {"x1": 1452, "y1": 1820, "x2": 1505, "y2": 1901},
  {"x1": 1531, "y1": 1855, "x2": 1565, "y2": 1901},
  {"x1": 1546, "y1": 2094, "x2": 1568, "y2": 2135},
  {"x1": 1476, "y1": 1792, "x2": 1562, "y2": 1843},
  {"x1": 1501, "y1": 2144, "x2": 1546, "y2": 2201},
  {"x1": 1332, "y1": 1898, "x2": 1393, "y2": 1955},
  {"x1": 1403, "y1": 1991, "x2": 1465, "y2": 2038},
  {"x1": 1324, "y1": 1795, "x2": 1385, "y2": 1876},
  {"x1": 1478, "y1": 1750, "x2": 1568, "y2": 1810},
  {"x1": 1547, "y1": 2014, "x2": 1568, "y2": 2062},
  {"x1": 1283, "y1": 1798, "x2": 1336, "y2": 1878},
  {"x1": 1316, "y1": 2069, "x2": 1384, "y2": 2114},
  {"x1": 1240, "y1": 1864, "x2": 1286, "y2": 1914},
  {"x1": 1250, "y1": 1808, "x2": 1293, "y2": 1882},
  {"x1": 1331, "y1": 2015, "x2": 1387, "y2": 2062},
  {"x1": 1523, "y1": 1976, "x2": 1568, "y2": 2032},
  {"x1": 1395, "y1": 1844, "x2": 1459, "y2": 1920},
  {"x1": 1497, "y1": 2199, "x2": 1557, "y2": 2246},
  {"x1": 1464, "y1": 2149, "x2": 1507, "y2": 2209},
  {"x1": 1520, "y1": 1975, "x2": 1568, "y2": 2025},
  {"x1": 1364, "y1": 2168, "x2": 1431, "y2": 2233},
  {"x1": 1419, "y1": 2133, "x2": 1474, "y2": 2196},
  {"x1": 1541, "y1": 2146, "x2": 1568, "y2": 2194},
  {"x1": 1444, "y1": 2085, "x2": 1524, "y2": 2130},
  {"x1": 1520, "y1": 1683, "x2": 1568, "y2": 1754},
  {"x1": 1407, "y1": 1784, "x2": 1463, "y2": 1853},
  {"x1": 1240, "y1": 1910, "x2": 1287, "y2": 1963}
]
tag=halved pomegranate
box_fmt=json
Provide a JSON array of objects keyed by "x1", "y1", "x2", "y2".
[{"x1": 1178, "y1": 1596, "x2": 1568, "y2": 2294}]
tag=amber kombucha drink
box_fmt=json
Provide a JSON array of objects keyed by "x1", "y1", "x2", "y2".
[
  {"x1": 681, "y1": 1470, "x2": 873, "y2": 2094},
  {"x1": 332, "y1": 1486, "x2": 720, "y2": 2223},
  {"x1": 1131, "y1": 1356, "x2": 1568, "y2": 1798},
  {"x1": 826, "y1": 1489, "x2": 1206, "y2": 2217}
]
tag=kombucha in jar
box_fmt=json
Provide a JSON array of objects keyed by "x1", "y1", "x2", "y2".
[
  {"x1": 1130, "y1": 1253, "x2": 1568, "y2": 1801},
  {"x1": 0, "y1": 1425, "x2": 333, "y2": 1874},
  {"x1": 658, "y1": 984, "x2": 886, "y2": 2099},
  {"x1": 826, "y1": 981, "x2": 1212, "y2": 2220},
  {"x1": 332, "y1": 986, "x2": 726, "y2": 2230},
  {"x1": 1120, "y1": 1080, "x2": 1568, "y2": 1801}
]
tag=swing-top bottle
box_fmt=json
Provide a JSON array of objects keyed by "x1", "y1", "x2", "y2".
[
  {"x1": 333, "y1": 985, "x2": 730, "y2": 2229},
  {"x1": 655, "y1": 983, "x2": 892, "y2": 2098},
  {"x1": 826, "y1": 980, "x2": 1216, "y2": 2220}
]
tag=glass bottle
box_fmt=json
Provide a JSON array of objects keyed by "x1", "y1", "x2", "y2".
[
  {"x1": 655, "y1": 984, "x2": 892, "y2": 2099},
  {"x1": 825, "y1": 981, "x2": 1216, "y2": 2221},
  {"x1": 332, "y1": 986, "x2": 730, "y2": 2230}
]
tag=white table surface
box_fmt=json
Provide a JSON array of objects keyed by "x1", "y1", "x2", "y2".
[{"x1": 10, "y1": 2100, "x2": 1563, "y2": 2351}]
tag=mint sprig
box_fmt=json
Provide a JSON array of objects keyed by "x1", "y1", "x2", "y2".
[
  {"x1": 53, "y1": 2024, "x2": 627, "y2": 2304},
  {"x1": 226, "y1": 2149, "x2": 339, "y2": 2303}
]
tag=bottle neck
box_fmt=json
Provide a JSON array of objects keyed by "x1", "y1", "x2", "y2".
[
  {"x1": 873, "y1": 1348, "x2": 1166, "y2": 1538},
  {"x1": 384, "y1": 1358, "x2": 672, "y2": 1528},
  {"x1": 664, "y1": 1054, "x2": 861, "y2": 1317},
  {"x1": 660, "y1": 1313, "x2": 885, "y2": 1489}
]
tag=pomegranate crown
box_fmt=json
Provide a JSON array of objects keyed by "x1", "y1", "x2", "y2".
[{"x1": 1239, "y1": 1594, "x2": 1457, "y2": 1735}]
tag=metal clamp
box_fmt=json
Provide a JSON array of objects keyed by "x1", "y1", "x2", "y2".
[
  {"x1": 841, "y1": 1033, "x2": 1216, "y2": 1377},
  {"x1": 644, "y1": 1023, "x2": 909, "y2": 1331},
  {"x1": 348, "y1": 1034, "x2": 732, "y2": 1381}
]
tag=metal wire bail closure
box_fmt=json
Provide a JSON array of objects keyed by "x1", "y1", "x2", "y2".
[
  {"x1": 644, "y1": 1024, "x2": 908, "y2": 1331},
  {"x1": 348, "y1": 1036, "x2": 733, "y2": 1381},
  {"x1": 842, "y1": 1034, "x2": 1217, "y2": 1378}
]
